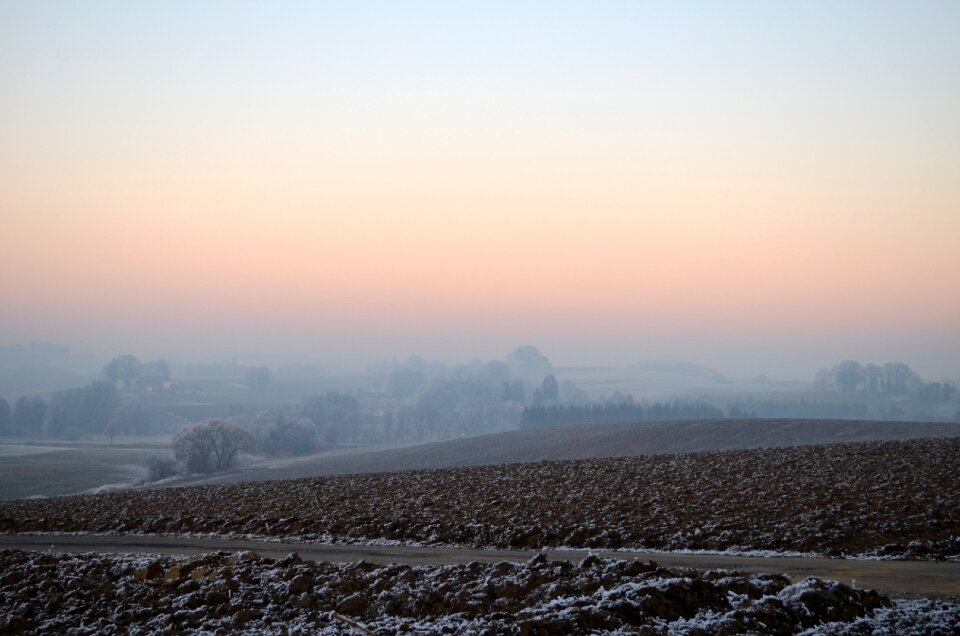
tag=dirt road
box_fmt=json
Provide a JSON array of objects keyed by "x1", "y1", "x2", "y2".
[{"x1": 2, "y1": 533, "x2": 957, "y2": 599}]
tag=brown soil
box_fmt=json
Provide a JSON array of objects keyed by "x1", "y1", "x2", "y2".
[
  {"x1": 177, "y1": 418, "x2": 960, "y2": 486},
  {"x1": 6, "y1": 548, "x2": 957, "y2": 634},
  {"x1": 1, "y1": 438, "x2": 958, "y2": 559}
]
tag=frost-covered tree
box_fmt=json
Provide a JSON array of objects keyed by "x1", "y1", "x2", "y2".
[
  {"x1": 44, "y1": 382, "x2": 118, "y2": 439},
  {"x1": 12, "y1": 396, "x2": 46, "y2": 435},
  {"x1": 815, "y1": 361, "x2": 925, "y2": 397},
  {"x1": 0, "y1": 395, "x2": 10, "y2": 435},
  {"x1": 104, "y1": 355, "x2": 143, "y2": 390},
  {"x1": 506, "y1": 346, "x2": 553, "y2": 379},
  {"x1": 387, "y1": 367, "x2": 426, "y2": 399},
  {"x1": 138, "y1": 359, "x2": 171, "y2": 390},
  {"x1": 500, "y1": 380, "x2": 526, "y2": 404},
  {"x1": 109, "y1": 403, "x2": 150, "y2": 437},
  {"x1": 173, "y1": 419, "x2": 250, "y2": 473},
  {"x1": 246, "y1": 366, "x2": 271, "y2": 392},
  {"x1": 533, "y1": 374, "x2": 560, "y2": 405},
  {"x1": 248, "y1": 413, "x2": 318, "y2": 456}
]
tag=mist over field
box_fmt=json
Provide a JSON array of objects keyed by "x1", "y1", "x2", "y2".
[
  {"x1": 3, "y1": 2, "x2": 960, "y2": 633},
  {"x1": 1, "y1": 340, "x2": 958, "y2": 501}
]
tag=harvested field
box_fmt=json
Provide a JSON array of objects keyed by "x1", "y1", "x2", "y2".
[
  {"x1": 177, "y1": 418, "x2": 960, "y2": 485},
  {"x1": 3, "y1": 438, "x2": 958, "y2": 559},
  {"x1": 0, "y1": 446, "x2": 155, "y2": 501},
  {"x1": 3, "y1": 549, "x2": 959, "y2": 634}
]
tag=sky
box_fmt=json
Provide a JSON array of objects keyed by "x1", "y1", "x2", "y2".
[{"x1": 1, "y1": 1, "x2": 959, "y2": 379}]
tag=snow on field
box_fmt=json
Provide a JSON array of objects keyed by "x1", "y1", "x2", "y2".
[{"x1": 3, "y1": 549, "x2": 958, "y2": 634}]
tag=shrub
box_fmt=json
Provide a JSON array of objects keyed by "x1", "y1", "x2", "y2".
[{"x1": 146, "y1": 455, "x2": 179, "y2": 481}]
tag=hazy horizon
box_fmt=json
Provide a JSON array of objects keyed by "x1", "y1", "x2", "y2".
[
  {"x1": 3, "y1": 2, "x2": 959, "y2": 381},
  {"x1": 3, "y1": 336, "x2": 959, "y2": 386}
]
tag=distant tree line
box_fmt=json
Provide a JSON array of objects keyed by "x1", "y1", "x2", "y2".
[
  {"x1": 0, "y1": 394, "x2": 47, "y2": 436},
  {"x1": 100, "y1": 347, "x2": 572, "y2": 448},
  {"x1": 273, "y1": 384, "x2": 521, "y2": 447},
  {"x1": 522, "y1": 395, "x2": 960, "y2": 429},
  {"x1": 814, "y1": 361, "x2": 956, "y2": 402},
  {"x1": 277, "y1": 358, "x2": 561, "y2": 445},
  {"x1": 145, "y1": 349, "x2": 574, "y2": 450},
  {"x1": 103, "y1": 355, "x2": 171, "y2": 391},
  {"x1": 0, "y1": 382, "x2": 149, "y2": 439},
  {"x1": 218, "y1": 369, "x2": 561, "y2": 449},
  {"x1": 0, "y1": 350, "x2": 561, "y2": 443},
  {"x1": 44, "y1": 381, "x2": 118, "y2": 438}
]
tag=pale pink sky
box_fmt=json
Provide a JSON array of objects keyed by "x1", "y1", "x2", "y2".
[{"x1": 2, "y1": 2, "x2": 959, "y2": 377}]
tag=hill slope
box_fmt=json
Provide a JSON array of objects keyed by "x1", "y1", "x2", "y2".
[
  {"x1": 176, "y1": 418, "x2": 960, "y2": 486},
  {"x1": 9, "y1": 437, "x2": 960, "y2": 560}
]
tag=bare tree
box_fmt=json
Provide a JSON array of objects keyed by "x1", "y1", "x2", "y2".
[
  {"x1": 246, "y1": 366, "x2": 271, "y2": 392},
  {"x1": 247, "y1": 413, "x2": 318, "y2": 456},
  {"x1": 104, "y1": 355, "x2": 142, "y2": 390},
  {"x1": 0, "y1": 396, "x2": 11, "y2": 435},
  {"x1": 173, "y1": 419, "x2": 250, "y2": 473},
  {"x1": 208, "y1": 420, "x2": 250, "y2": 469},
  {"x1": 173, "y1": 423, "x2": 214, "y2": 473}
]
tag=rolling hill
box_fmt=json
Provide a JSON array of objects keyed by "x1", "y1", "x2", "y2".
[{"x1": 172, "y1": 418, "x2": 960, "y2": 486}]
